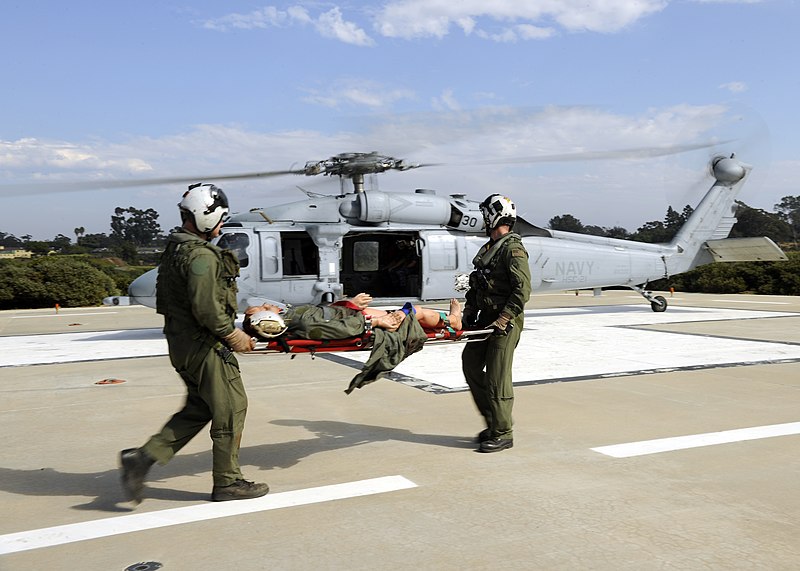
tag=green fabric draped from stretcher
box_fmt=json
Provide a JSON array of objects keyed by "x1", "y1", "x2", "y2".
[
  {"x1": 274, "y1": 302, "x2": 429, "y2": 394},
  {"x1": 345, "y1": 313, "x2": 428, "y2": 394}
]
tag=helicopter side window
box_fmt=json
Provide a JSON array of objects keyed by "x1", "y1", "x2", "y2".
[
  {"x1": 353, "y1": 241, "x2": 379, "y2": 272},
  {"x1": 216, "y1": 232, "x2": 250, "y2": 268},
  {"x1": 282, "y1": 232, "x2": 318, "y2": 276}
]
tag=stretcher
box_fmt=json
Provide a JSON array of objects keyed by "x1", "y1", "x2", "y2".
[{"x1": 252, "y1": 327, "x2": 494, "y2": 356}]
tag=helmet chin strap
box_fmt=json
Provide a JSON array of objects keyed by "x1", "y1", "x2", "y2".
[{"x1": 182, "y1": 218, "x2": 213, "y2": 241}]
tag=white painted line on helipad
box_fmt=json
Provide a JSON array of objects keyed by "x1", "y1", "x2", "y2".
[
  {"x1": 336, "y1": 306, "x2": 800, "y2": 392},
  {"x1": 11, "y1": 312, "x2": 117, "y2": 319},
  {"x1": 711, "y1": 299, "x2": 790, "y2": 305},
  {"x1": 0, "y1": 475, "x2": 417, "y2": 555},
  {"x1": 592, "y1": 422, "x2": 800, "y2": 458}
]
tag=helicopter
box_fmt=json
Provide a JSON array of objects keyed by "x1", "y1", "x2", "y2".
[{"x1": 106, "y1": 150, "x2": 786, "y2": 313}]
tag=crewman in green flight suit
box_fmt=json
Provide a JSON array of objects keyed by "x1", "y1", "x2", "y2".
[
  {"x1": 119, "y1": 183, "x2": 269, "y2": 504},
  {"x1": 462, "y1": 194, "x2": 532, "y2": 453}
]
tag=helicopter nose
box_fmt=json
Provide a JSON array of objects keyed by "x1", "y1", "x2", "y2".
[{"x1": 129, "y1": 268, "x2": 158, "y2": 307}]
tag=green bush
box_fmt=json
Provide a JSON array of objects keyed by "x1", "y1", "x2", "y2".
[
  {"x1": 83, "y1": 258, "x2": 154, "y2": 292},
  {"x1": 0, "y1": 257, "x2": 121, "y2": 309},
  {"x1": 656, "y1": 252, "x2": 800, "y2": 295}
]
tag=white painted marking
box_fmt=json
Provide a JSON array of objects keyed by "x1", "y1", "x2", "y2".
[
  {"x1": 11, "y1": 312, "x2": 117, "y2": 319},
  {"x1": 0, "y1": 475, "x2": 416, "y2": 555},
  {"x1": 711, "y1": 300, "x2": 790, "y2": 305},
  {"x1": 335, "y1": 305, "x2": 800, "y2": 391},
  {"x1": 591, "y1": 422, "x2": 800, "y2": 458},
  {"x1": 3, "y1": 306, "x2": 799, "y2": 388},
  {"x1": 0, "y1": 328, "x2": 167, "y2": 366}
]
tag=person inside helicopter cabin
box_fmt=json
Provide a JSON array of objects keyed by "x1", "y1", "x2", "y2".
[
  {"x1": 243, "y1": 293, "x2": 462, "y2": 341},
  {"x1": 384, "y1": 239, "x2": 419, "y2": 290},
  {"x1": 119, "y1": 183, "x2": 269, "y2": 505},
  {"x1": 461, "y1": 193, "x2": 531, "y2": 454}
]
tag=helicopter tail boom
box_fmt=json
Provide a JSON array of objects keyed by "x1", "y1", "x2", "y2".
[{"x1": 667, "y1": 155, "x2": 754, "y2": 274}]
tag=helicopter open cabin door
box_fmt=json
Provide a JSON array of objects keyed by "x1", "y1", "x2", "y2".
[
  {"x1": 418, "y1": 230, "x2": 461, "y2": 301},
  {"x1": 216, "y1": 228, "x2": 258, "y2": 305},
  {"x1": 255, "y1": 229, "x2": 321, "y2": 304},
  {"x1": 341, "y1": 231, "x2": 421, "y2": 300}
]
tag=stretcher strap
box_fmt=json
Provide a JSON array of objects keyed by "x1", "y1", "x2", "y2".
[{"x1": 438, "y1": 311, "x2": 455, "y2": 333}]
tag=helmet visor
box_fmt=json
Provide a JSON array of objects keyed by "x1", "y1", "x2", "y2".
[{"x1": 205, "y1": 187, "x2": 230, "y2": 222}]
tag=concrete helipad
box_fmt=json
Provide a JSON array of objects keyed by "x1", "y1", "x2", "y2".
[{"x1": 1, "y1": 291, "x2": 799, "y2": 570}]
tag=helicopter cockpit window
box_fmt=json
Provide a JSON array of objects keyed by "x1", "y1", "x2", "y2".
[
  {"x1": 216, "y1": 232, "x2": 250, "y2": 268},
  {"x1": 282, "y1": 232, "x2": 318, "y2": 276},
  {"x1": 353, "y1": 241, "x2": 379, "y2": 272}
]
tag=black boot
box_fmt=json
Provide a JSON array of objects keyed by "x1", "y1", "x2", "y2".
[
  {"x1": 474, "y1": 428, "x2": 492, "y2": 444},
  {"x1": 119, "y1": 448, "x2": 154, "y2": 505},
  {"x1": 479, "y1": 438, "x2": 513, "y2": 453},
  {"x1": 211, "y1": 479, "x2": 270, "y2": 502}
]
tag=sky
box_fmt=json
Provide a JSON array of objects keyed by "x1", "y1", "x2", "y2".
[{"x1": 1, "y1": 0, "x2": 798, "y2": 241}]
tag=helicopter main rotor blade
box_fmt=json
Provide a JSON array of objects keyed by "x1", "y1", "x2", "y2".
[
  {"x1": 0, "y1": 141, "x2": 731, "y2": 197},
  {"x1": 465, "y1": 141, "x2": 732, "y2": 167},
  {"x1": 382, "y1": 142, "x2": 732, "y2": 172},
  {"x1": 0, "y1": 168, "x2": 306, "y2": 196}
]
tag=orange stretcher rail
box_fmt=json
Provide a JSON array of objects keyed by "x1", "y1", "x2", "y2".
[{"x1": 251, "y1": 328, "x2": 493, "y2": 355}]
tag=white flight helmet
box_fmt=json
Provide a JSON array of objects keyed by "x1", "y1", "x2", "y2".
[
  {"x1": 179, "y1": 183, "x2": 230, "y2": 233},
  {"x1": 248, "y1": 310, "x2": 288, "y2": 339},
  {"x1": 453, "y1": 273, "x2": 471, "y2": 293},
  {"x1": 480, "y1": 194, "x2": 516, "y2": 231}
]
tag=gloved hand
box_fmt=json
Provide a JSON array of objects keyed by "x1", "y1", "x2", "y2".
[
  {"x1": 224, "y1": 327, "x2": 256, "y2": 352},
  {"x1": 489, "y1": 313, "x2": 512, "y2": 336},
  {"x1": 462, "y1": 307, "x2": 478, "y2": 329}
]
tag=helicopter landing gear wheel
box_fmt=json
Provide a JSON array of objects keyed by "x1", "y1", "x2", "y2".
[
  {"x1": 631, "y1": 285, "x2": 669, "y2": 312},
  {"x1": 650, "y1": 295, "x2": 667, "y2": 312}
]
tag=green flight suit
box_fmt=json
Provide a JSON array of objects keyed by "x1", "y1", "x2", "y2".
[
  {"x1": 283, "y1": 304, "x2": 366, "y2": 340},
  {"x1": 461, "y1": 232, "x2": 531, "y2": 441},
  {"x1": 142, "y1": 229, "x2": 247, "y2": 488}
]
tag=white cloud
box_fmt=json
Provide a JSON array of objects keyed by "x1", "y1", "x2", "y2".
[
  {"x1": 200, "y1": 5, "x2": 373, "y2": 46},
  {"x1": 286, "y1": 6, "x2": 312, "y2": 25},
  {"x1": 3, "y1": 104, "x2": 771, "y2": 238},
  {"x1": 301, "y1": 80, "x2": 415, "y2": 108},
  {"x1": 375, "y1": 0, "x2": 668, "y2": 40},
  {"x1": 0, "y1": 138, "x2": 153, "y2": 175},
  {"x1": 691, "y1": 0, "x2": 762, "y2": 3},
  {"x1": 477, "y1": 23, "x2": 555, "y2": 42},
  {"x1": 199, "y1": 7, "x2": 288, "y2": 31},
  {"x1": 0, "y1": 105, "x2": 736, "y2": 182},
  {"x1": 199, "y1": 1, "x2": 671, "y2": 45},
  {"x1": 315, "y1": 7, "x2": 374, "y2": 46},
  {"x1": 515, "y1": 24, "x2": 557, "y2": 40},
  {"x1": 720, "y1": 81, "x2": 748, "y2": 93},
  {"x1": 432, "y1": 89, "x2": 461, "y2": 111}
]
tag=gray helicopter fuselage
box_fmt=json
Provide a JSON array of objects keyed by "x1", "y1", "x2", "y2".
[{"x1": 119, "y1": 156, "x2": 785, "y2": 312}]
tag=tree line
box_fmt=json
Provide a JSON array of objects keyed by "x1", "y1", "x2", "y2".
[
  {"x1": 1, "y1": 206, "x2": 176, "y2": 264},
  {"x1": 1, "y1": 196, "x2": 799, "y2": 309},
  {"x1": 0, "y1": 206, "x2": 167, "y2": 309},
  {"x1": 548, "y1": 196, "x2": 800, "y2": 247}
]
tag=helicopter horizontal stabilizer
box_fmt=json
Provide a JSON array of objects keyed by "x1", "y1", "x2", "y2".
[{"x1": 704, "y1": 237, "x2": 788, "y2": 262}]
